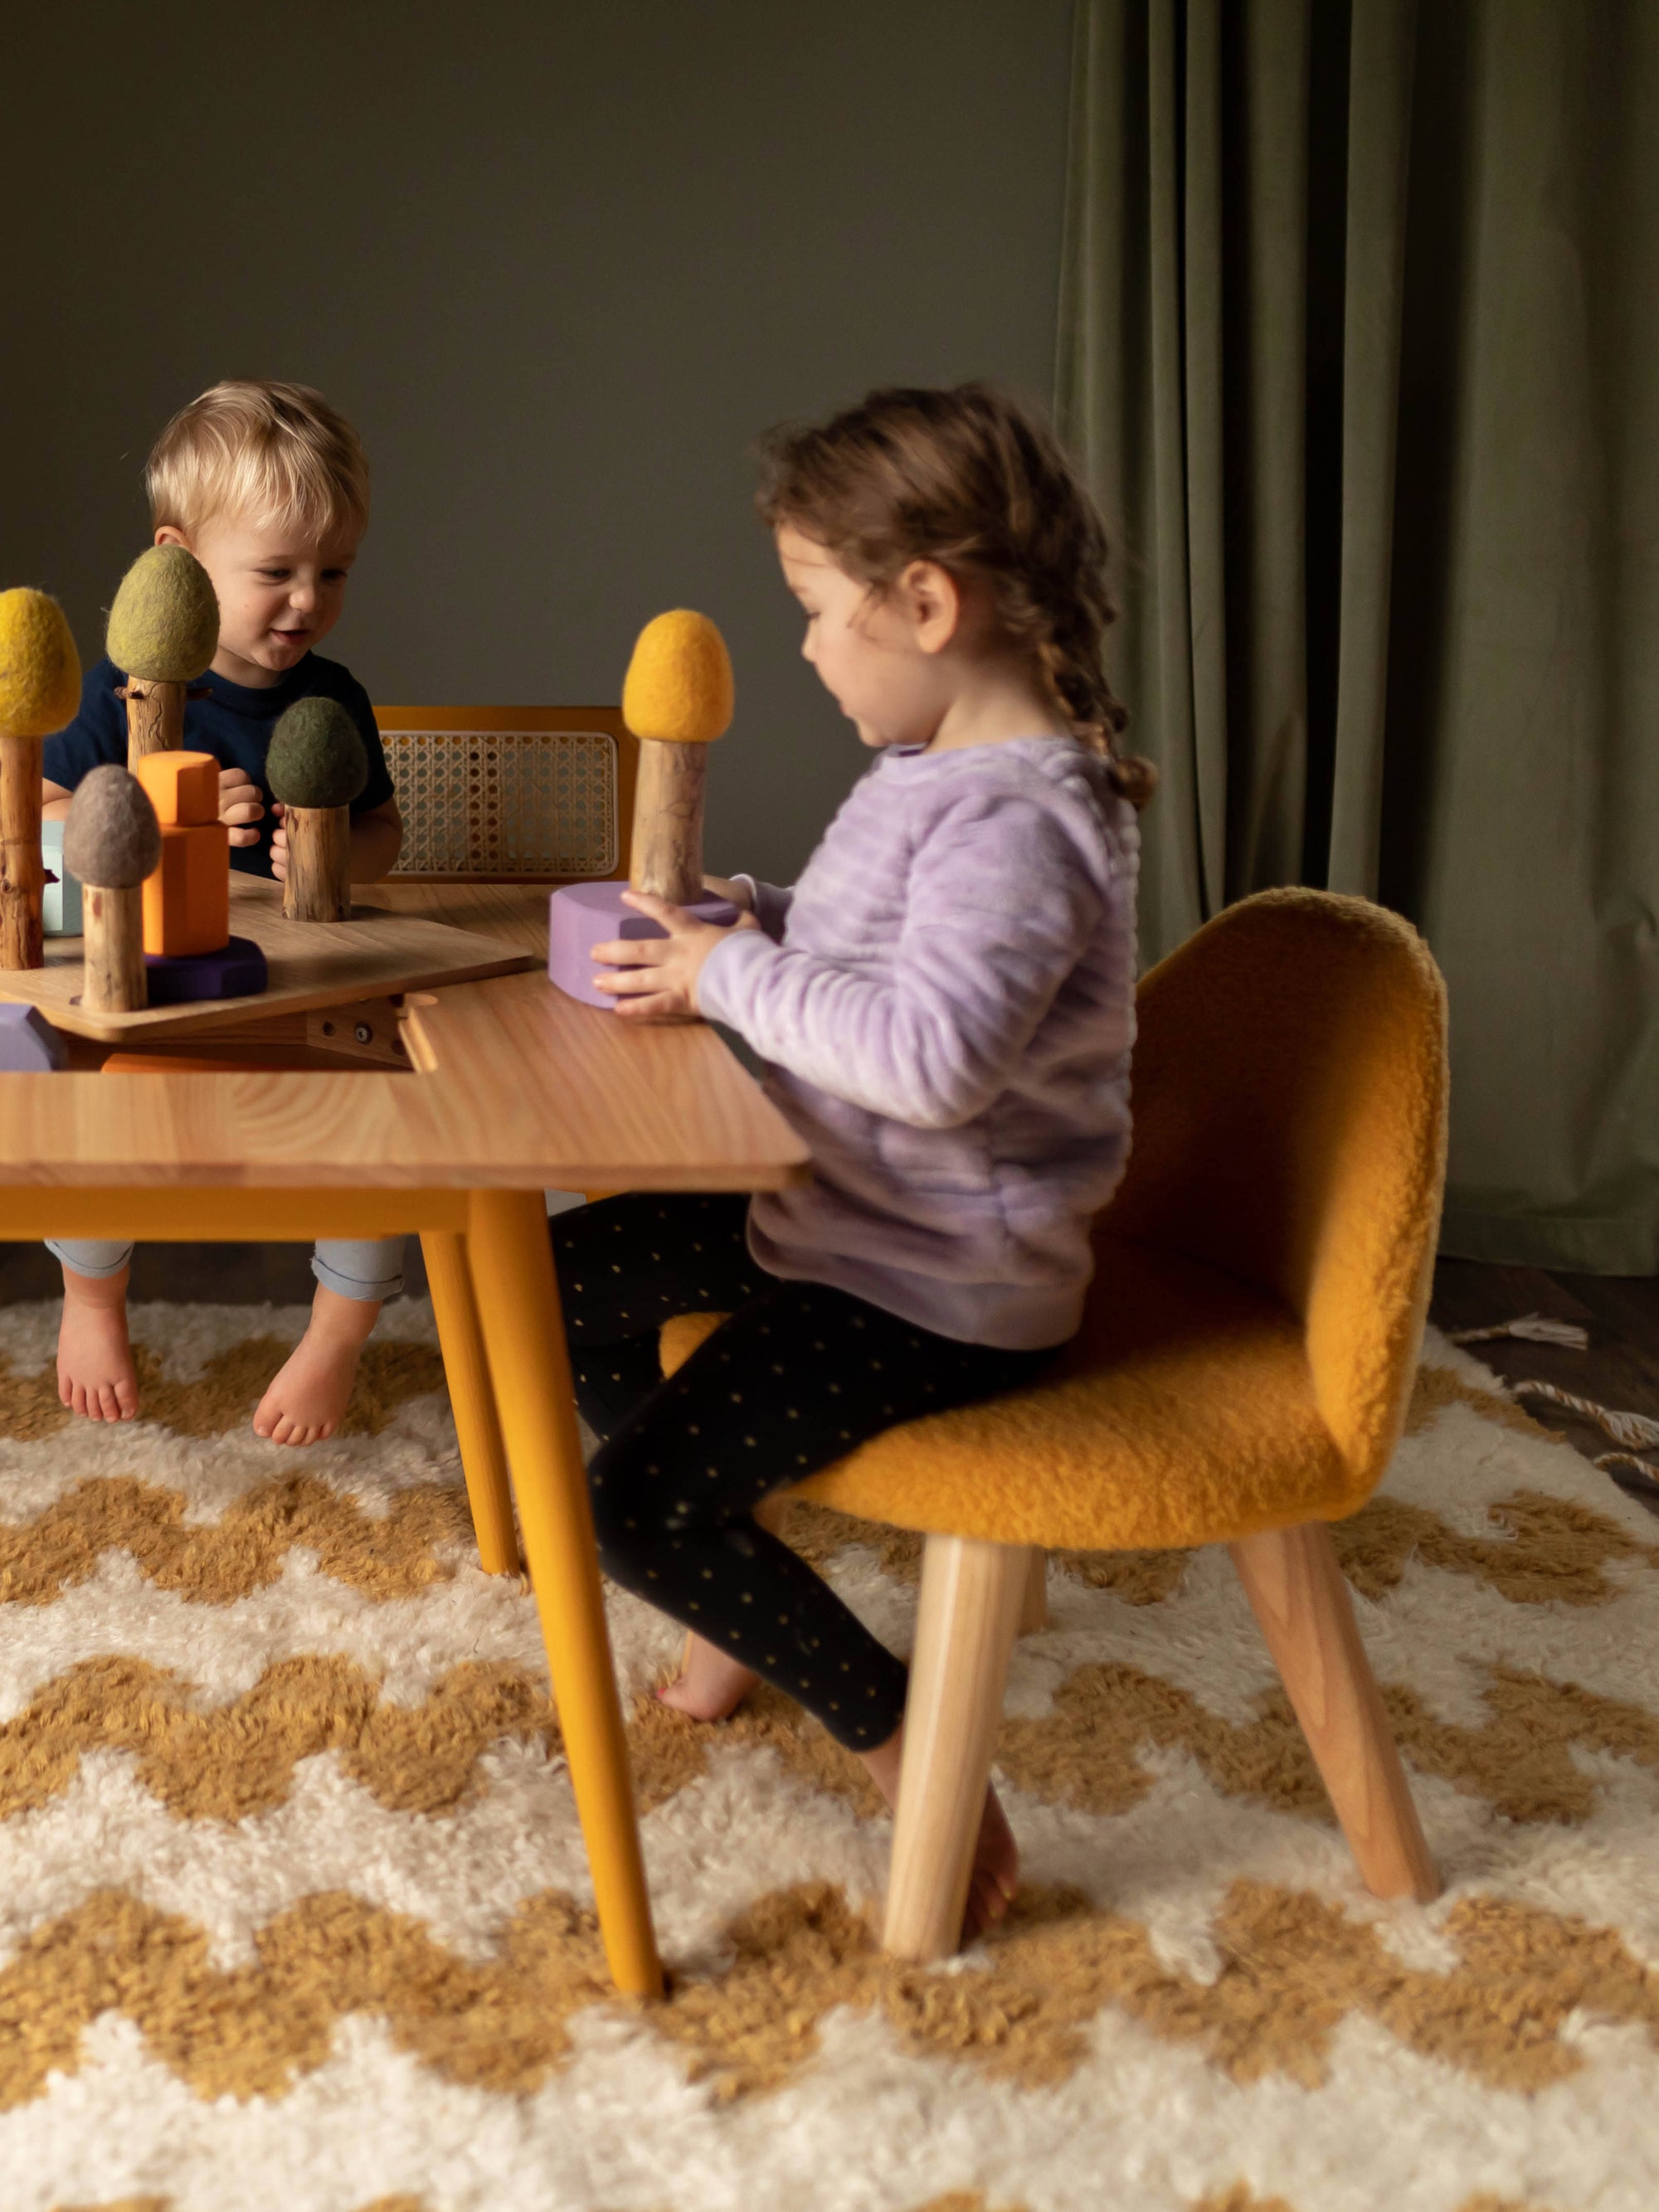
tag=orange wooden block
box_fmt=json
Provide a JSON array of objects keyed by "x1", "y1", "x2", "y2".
[
  {"x1": 142, "y1": 823, "x2": 230, "y2": 956},
  {"x1": 135, "y1": 750, "x2": 220, "y2": 828}
]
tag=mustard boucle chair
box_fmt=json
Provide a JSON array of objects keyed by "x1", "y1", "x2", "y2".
[{"x1": 664, "y1": 888, "x2": 1450, "y2": 1959}]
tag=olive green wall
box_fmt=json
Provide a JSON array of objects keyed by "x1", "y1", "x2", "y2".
[{"x1": 2, "y1": 2, "x2": 1073, "y2": 882}]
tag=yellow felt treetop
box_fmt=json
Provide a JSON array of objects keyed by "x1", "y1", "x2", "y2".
[
  {"x1": 0, "y1": 588, "x2": 81, "y2": 739},
  {"x1": 620, "y1": 610, "x2": 734, "y2": 744}
]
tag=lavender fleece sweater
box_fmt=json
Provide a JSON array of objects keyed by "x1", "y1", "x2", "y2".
[{"x1": 697, "y1": 736, "x2": 1141, "y2": 1349}]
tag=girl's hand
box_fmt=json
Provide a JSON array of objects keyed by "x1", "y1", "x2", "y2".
[
  {"x1": 220, "y1": 767, "x2": 265, "y2": 848},
  {"x1": 702, "y1": 873, "x2": 753, "y2": 911},
  {"x1": 591, "y1": 891, "x2": 758, "y2": 1021},
  {"x1": 269, "y1": 801, "x2": 288, "y2": 883}
]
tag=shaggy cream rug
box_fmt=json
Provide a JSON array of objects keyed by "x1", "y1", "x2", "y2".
[{"x1": 2, "y1": 1297, "x2": 1657, "y2": 2212}]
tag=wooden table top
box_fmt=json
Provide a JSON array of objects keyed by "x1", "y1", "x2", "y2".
[{"x1": 0, "y1": 882, "x2": 810, "y2": 1194}]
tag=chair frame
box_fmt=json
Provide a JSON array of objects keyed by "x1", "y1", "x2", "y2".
[
  {"x1": 373, "y1": 704, "x2": 640, "y2": 885},
  {"x1": 884, "y1": 1524, "x2": 1438, "y2": 1959}
]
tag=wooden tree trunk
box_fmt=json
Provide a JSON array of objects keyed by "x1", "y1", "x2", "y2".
[
  {"x1": 123, "y1": 678, "x2": 185, "y2": 767},
  {"x1": 81, "y1": 883, "x2": 147, "y2": 1012},
  {"x1": 630, "y1": 740, "x2": 707, "y2": 904},
  {"x1": 282, "y1": 804, "x2": 353, "y2": 921},
  {"x1": 0, "y1": 738, "x2": 45, "y2": 971}
]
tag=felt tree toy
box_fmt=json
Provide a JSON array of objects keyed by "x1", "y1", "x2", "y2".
[
  {"x1": 621, "y1": 608, "x2": 735, "y2": 902},
  {"x1": 106, "y1": 545, "x2": 219, "y2": 767},
  {"x1": 545, "y1": 608, "x2": 741, "y2": 1010},
  {"x1": 0, "y1": 587, "x2": 80, "y2": 972},
  {"x1": 63, "y1": 766, "x2": 162, "y2": 1014},
  {"x1": 267, "y1": 697, "x2": 367, "y2": 922}
]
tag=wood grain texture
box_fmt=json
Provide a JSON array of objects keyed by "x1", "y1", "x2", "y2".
[
  {"x1": 282, "y1": 805, "x2": 352, "y2": 922},
  {"x1": 0, "y1": 878, "x2": 533, "y2": 1043},
  {"x1": 630, "y1": 741, "x2": 706, "y2": 903},
  {"x1": 1018, "y1": 1548, "x2": 1049, "y2": 1636},
  {"x1": 1230, "y1": 1520, "x2": 1439, "y2": 1903},
  {"x1": 122, "y1": 677, "x2": 185, "y2": 765},
  {"x1": 81, "y1": 883, "x2": 147, "y2": 1013},
  {"x1": 0, "y1": 737, "x2": 44, "y2": 971},
  {"x1": 884, "y1": 1534, "x2": 1033, "y2": 1960},
  {"x1": 0, "y1": 880, "x2": 808, "y2": 1196}
]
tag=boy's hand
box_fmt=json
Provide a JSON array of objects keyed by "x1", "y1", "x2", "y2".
[
  {"x1": 592, "y1": 891, "x2": 757, "y2": 1021},
  {"x1": 220, "y1": 767, "x2": 265, "y2": 848}
]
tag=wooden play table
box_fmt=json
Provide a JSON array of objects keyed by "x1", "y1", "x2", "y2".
[{"x1": 0, "y1": 882, "x2": 810, "y2": 1998}]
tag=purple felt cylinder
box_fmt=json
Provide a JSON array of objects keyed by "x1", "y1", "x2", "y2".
[
  {"x1": 547, "y1": 882, "x2": 739, "y2": 1009},
  {"x1": 0, "y1": 1004, "x2": 66, "y2": 1071},
  {"x1": 144, "y1": 935, "x2": 270, "y2": 1006}
]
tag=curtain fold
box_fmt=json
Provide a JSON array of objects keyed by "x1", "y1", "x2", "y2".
[{"x1": 1058, "y1": 0, "x2": 1659, "y2": 1274}]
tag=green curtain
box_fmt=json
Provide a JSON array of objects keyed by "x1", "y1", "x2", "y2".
[{"x1": 1057, "y1": 0, "x2": 1659, "y2": 1274}]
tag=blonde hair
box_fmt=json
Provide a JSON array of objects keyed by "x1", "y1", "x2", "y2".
[
  {"x1": 145, "y1": 380, "x2": 370, "y2": 541},
  {"x1": 757, "y1": 383, "x2": 1156, "y2": 808}
]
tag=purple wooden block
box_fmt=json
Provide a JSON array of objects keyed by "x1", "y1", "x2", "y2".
[
  {"x1": 144, "y1": 935, "x2": 270, "y2": 1006},
  {"x1": 0, "y1": 1004, "x2": 66, "y2": 1071},
  {"x1": 548, "y1": 882, "x2": 739, "y2": 1009}
]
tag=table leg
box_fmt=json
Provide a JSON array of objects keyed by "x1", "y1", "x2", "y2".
[
  {"x1": 464, "y1": 1188, "x2": 664, "y2": 1999},
  {"x1": 421, "y1": 1228, "x2": 521, "y2": 1575}
]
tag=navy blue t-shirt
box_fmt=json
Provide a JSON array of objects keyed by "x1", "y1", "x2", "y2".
[{"x1": 43, "y1": 654, "x2": 397, "y2": 880}]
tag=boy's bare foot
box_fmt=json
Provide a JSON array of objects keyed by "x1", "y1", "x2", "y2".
[
  {"x1": 862, "y1": 1722, "x2": 1019, "y2": 1942},
  {"x1": 656, "y1": 1631, "x2": 760, "y2": 1721},
  {"x1": 57, "y1": 1265, "x2": 139, "y2": 1422},
  {"x1": 253, "y1": 1285, "x2": 382, "y2": 1446}
]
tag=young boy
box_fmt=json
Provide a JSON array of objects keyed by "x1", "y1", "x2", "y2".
[{"x1": 42, "y1": 379, "x2": 406, "y2": 1446}]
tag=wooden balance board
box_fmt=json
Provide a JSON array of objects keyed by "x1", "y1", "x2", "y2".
[{"x1": 0, "y1": 878, "x2": 538, "y2": 1043}]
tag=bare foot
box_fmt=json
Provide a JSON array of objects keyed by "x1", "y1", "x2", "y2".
[
  {"x1": 57, "y1": 1265, "x2": 139, "y2": 1422},
  {"x1": 656, "y1": 1631, "x2": 760, "y2": 1721},
  {"x1": 862, "y1": 1722, "x2": 1019, "y2": 1942},
  {"x1": 253, "y1": 1285, "x2": 382, "y2": 1446}
]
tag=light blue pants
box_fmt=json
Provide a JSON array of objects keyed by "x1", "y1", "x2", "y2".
[{"x1": 47, "y1": 1237, "x2": 406, "y2": 1303}]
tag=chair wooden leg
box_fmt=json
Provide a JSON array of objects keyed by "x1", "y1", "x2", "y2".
[
  {"x1": 1229, "y1": 1520, "x2": 1439, "y2": 1903},
  {"x1": 421, "y1": 1229, "x2": 521, "y2": 1575},
  {"x1": 1018, "y1": 1547, "x2": 1049, "y2": 1635},
  {"x1": 883, "y1": 1534, "x2": 1034, "y2": 1961},
  {"x1": 465, "y1": 1189, "x2": 664, "y2": 1998}
]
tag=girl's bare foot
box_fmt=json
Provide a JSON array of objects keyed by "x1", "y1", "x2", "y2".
[
  {"x1": 656, "y1": 1631, "x2": 760, "y2": 1721},
  {"x1": 57, "y1": 1265, "x2": 139, "y2": 1422},
  {"x1": 862, "y1": 1722, "x2": 1019, "y2": 1942},
  {"x1": 253, "y1": 1285, "x2": 381, "y2": 1446}
]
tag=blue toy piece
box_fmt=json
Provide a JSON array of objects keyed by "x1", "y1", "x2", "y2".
[
  {"x1": 41, "y1": 820, "x2": 82, "y2": 936},
  {"x1": 144, "y1": 935, "x2": 269, "y2": 1006},
  {"x1": 0, "y1": 1004, "x2": 66, "y2": 1071}
]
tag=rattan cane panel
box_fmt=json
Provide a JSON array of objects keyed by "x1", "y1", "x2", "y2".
[{"x1": 383, "y1": 727, "x2": 618, "y2": 879}]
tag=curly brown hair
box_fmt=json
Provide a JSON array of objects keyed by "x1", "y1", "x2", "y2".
[{"x1": 756, "y1": 382, "x2": 1155, "y2": 807}]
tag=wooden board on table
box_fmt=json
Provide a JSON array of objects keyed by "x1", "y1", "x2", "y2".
[{"x1": 0, "y1": 878, "x2": 538, "y2": 1043}]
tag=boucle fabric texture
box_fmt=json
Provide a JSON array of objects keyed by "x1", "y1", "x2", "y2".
[
  {"x1": 2, "y1": 1296, "x2": 1659, "y2": 2210},
  {"x1": 105, "y1": 545, "x2": 220, "y2": 684},
  {"x1": 677, "y1": 889, "x2": 1448, "y2": 1550},
  {"x1": 0, "y1": 586, "x2": 80, "y2": 737},
  {"x1": 620, "y1": 609, "x2": 734, "y2": 743}
]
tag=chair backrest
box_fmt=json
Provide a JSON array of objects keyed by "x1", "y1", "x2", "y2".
[
  {"x1": 373, "y1": 706, "x2": 640, "y2": 883},
  {"x1": 1100, "y1": 888, "x2": 1449, "y2": 1488}
]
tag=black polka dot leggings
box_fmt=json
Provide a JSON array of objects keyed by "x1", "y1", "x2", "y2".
[{"x1": 552, "y1": 1194, "x2": 1057, "y2": 1751}]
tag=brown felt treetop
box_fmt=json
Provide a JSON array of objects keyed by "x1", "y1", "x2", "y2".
[{"x1": 63, "y1": 766, "x2": 163, "y2": 889}]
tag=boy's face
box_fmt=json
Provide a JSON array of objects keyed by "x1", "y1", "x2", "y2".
[{"x1": 155, "y1": 511, "x2": 362, "y2": 689}]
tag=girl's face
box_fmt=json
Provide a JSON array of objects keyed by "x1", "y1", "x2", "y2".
[{"x1": 776, "y1": 523, "x2": 957, "y2": 751}]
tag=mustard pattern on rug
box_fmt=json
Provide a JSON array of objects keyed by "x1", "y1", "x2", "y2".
[{"x1": 1, "y1": 1304, "x2": 1657, "y2": 2211}]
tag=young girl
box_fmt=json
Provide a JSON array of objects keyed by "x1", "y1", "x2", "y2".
[{"x1": 563, "y1": 383, "x2": 1154, "y2": 1938}]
